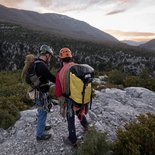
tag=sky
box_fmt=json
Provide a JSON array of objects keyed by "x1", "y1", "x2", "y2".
[{"x1": 1, "y1": 0, "x2": 155, "y2": 42}]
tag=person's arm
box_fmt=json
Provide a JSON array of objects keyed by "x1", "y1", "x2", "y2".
[
  {"x1": 55, "y1": 72, "x2": 62, "y2": 97},
  {"x1": 55, "y1": 72, "x2": 66, "y2": 117}
]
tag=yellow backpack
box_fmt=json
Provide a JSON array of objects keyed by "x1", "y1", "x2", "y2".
[{"x1": 65, "y1": 64, "x2": 94, "y2": 105}]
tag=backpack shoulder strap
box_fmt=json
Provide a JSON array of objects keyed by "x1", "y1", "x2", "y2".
[
  {"x1": 33, "y1": 59, "x2": 45, "y2": 74},
  {"x1": 34, "y1": 59, "x2": 42, "y2": 64}
]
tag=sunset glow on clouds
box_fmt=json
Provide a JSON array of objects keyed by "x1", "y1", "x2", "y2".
[
  {"x1": 1, "y1": 0, "x2": 155, "y2": 41},
  {"x1": 105, "y1": 30, "x2": 155, "y2": 41}
]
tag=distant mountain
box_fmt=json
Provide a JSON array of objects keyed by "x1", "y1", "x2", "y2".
[
  {"x1": 0, "y1": 21, "x2": 155, "y2": 72},
  {"x1": 139, "y1": 39, "x2": 155, "y2": 51},
  {"x1": 0, "y1": 5, "x2": 155, "y2": 73},
  {"x1": 122, "y1": 40, "x2": 146, "y2": 46},
  {"x1": 0, "y1": 4, "x2": 118, "y2": 43}
]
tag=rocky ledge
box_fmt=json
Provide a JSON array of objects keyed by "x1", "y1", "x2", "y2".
[{"x1": 0, "y1": 87, "x2": 155, "y2": 155}]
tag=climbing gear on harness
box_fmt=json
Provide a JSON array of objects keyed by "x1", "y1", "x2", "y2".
[
  {"x1": 27, "y1": 88, "x2": 39, "y2": 101},
  {"x1": 36, "y1": 92, "x2": 53, "y2": 112},
  {"x1": 60, "y1": 103, "x2": 67, "y2": 118}
]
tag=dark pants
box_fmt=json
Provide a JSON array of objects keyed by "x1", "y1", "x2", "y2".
[{"x1": 66, "y1": 98, "x2": 88, "y2": 143}]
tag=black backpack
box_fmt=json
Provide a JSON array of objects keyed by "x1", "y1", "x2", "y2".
[{"x1": 64, "y1": 64, "x2": 94, "y2": 106}]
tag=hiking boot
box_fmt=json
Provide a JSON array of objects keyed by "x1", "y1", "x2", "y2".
[
  {"x1": 63, "y1": 136, "x2": 77, "y2": 147},
  {"x1": 36, "y1": 134, "x2": 51, "y2": 141},
  {"x1": 45, "y1": 125, "x2": 51, "y2": 131}
]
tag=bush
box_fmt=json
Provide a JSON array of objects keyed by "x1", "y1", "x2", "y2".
[
  {"x1": 123, "y1": 76, "x2": 140, "y2": 87},
  {"x1": 108, "y1": 70, "x2": 126, "y2": 85},
  {"x1": 0, "y1": 70, "x2": 33, "y2": 129},
  {"x1": 0, "y1": 97, "x2": 20, "y2": 129},
  {"x1": 124, "y1": 76, "x2": 155, "y2": 91},
  {"x1": 112, "y1": 113, "x2": 155, "y2": 155},
  {"x1": 75, "y1": 129, "x2": 110, "y2": 155},
  {"x1": 93, "y1": 70, "x2": 155, "y2": 91},
  {"x1": 146, "y1": 78, "x2": 155, "y2": 91}
]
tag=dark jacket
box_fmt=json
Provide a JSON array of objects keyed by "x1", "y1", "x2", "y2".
[{"x1": 28, "y1": 58, "x2": 55, "y2": 92}]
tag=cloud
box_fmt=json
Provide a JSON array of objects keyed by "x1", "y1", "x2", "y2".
[
  {"x1": 107, "y1": 30, "x2": 155, "y2": 36},
  {"x1": 105, "y1": 29, "x2": 155, "y2": 41},
  {"x1": 106, "y1": 9, "x2": 126, "y2": 15},
  {"x1": 0, "y1": 0, "x2": 24, "y2": 7},
  {"x1": 0, "y1": 0, "x2": 139, "y2": 13},
  {"x1": 36, "y1": 0, "x2": 105, "y2": 12},
  {"x1": 35, "y1": 0, "x2": 140, "y2": 14},
  {"x1": 105, "y1": 0, "x2": 139, "y2": 15}
]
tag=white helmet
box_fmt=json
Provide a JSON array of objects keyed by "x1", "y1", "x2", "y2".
[{"x1": 39, "y1": 45, "x2": 54, "y2": 56}]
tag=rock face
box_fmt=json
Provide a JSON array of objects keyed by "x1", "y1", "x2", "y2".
[
  {"x1": 92, "y1": 87, "x2": 155, "y2": 140},
  {"x1": 0, "y1": 87, "x2": 155, "y2": 155}
]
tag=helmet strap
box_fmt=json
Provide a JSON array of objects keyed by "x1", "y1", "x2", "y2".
[
  {"x1": 45, "y1": 54, "x2": 49, "y2": 61},
  {"x1": 45, "y1": 53, "x2": 52, "y2": 66}
]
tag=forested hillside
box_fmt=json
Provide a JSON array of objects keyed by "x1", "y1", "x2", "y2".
[{"x1": 0, "y1": 22, "x2": 155, "y2": 77}]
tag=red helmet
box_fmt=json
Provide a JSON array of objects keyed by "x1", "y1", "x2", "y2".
[{"x1": 59, "y1": 48, "x2": 72, "y2": 59}]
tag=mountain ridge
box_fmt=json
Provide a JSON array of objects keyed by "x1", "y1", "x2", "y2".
[
  {"x1": 0, "y1": 5, "x2": 155, "y2": 74},
  {"x1": 0, "y1": 21, "x2": 155, "y2": 74},
  {"x1": 139, "y1": 39, "x2": 155, "y2": 51},
  {"x1": 122, "y1": 40, "x2": 147, "y2": 46},
  {"x1": 0, "y1": 4, "x2": 118, "y2": 43}
]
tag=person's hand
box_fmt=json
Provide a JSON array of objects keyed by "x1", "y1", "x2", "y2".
[
  {"x1": 58, "y1": 96, "x2": 65, "y2": 106},
  {"x1": 60, "y1": 106, "x2": 65, "y2": 117},
  {"x1": 50, "y1": 67, "x2": 55, "y2": 73},
  {"x1": 60, "y1": 103, "x2": 67, "y2": 118}
]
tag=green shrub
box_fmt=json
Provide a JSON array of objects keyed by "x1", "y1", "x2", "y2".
[
  {"x1": 0, "y1": 71, "x2": 33, "y2": 108},
  {"x1": 112, "y1": 113, "x2": 155, "y2": 155},
  {"x1": 123, "y1": 76, "x2": 140, "y2": 87},
  {"x1": 93, "y1": 70, "x2": 155, "y2": 91},
  {"x1": 0, "y1": 70, "x2": 33, "y2": 129},
  {"x1": 139, "y1": 68, "x2": 149, "y2": 80},
  {"x1": 146, "y1": 78, "x2": 155, "y2": 91},
  {"x1": 75, "y1": 129, "x2": 110, "y2": 155},
  {"x1": 108, "y1": 70, "x2": 126, "y2": 85},
  {"x1": 0, "y1": 97, "x2": 20, "y2": 129},
  {"x1": 124, "y1": 76, "x2": 155, "y2": 91}
]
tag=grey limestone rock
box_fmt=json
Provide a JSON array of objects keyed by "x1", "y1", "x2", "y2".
[{"x1": 0, "y1": 87, "x2": 155, "y2": 155}]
